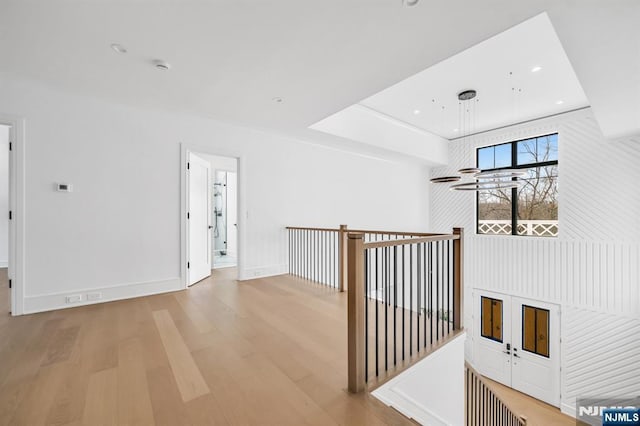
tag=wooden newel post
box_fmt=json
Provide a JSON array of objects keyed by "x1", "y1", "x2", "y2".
[
  {"x1": 347, "y1": 232, "x2": 366, "y2": 393},
  {"x1": 453, "y1": 227, "x2": 464, "y2": 331},
  {"x1": 338, "y1": 224, "x2": 348, "y2": 292}
]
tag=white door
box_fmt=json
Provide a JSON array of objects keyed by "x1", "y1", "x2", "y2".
[
  {"x1": 474, "y1": 291, "x2": 560, "y2": 407},
  {"x1": 187, "y1": 152, "x2": 212, "y2": 286},
  {"x1": 474, "y1": 290, "x2": 512, "y2": 387},
  {"x1": 511, "y1": 297, "x2": 560, "y2": 407}
]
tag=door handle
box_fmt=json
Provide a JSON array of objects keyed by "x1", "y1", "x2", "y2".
[
  {"x1": 503, "y1": 350, "x2": 511, "y2": 355},
  {"x1": 208, "y1": 226, "x2": 213, "y2": 229}
]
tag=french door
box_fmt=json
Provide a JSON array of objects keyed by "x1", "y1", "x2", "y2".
[{"x1": 474, "y1": 290, "x2": 560, "y2": 407}]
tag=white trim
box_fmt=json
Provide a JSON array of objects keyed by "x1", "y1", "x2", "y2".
[
  {"x1": 0, "y1": 262, "x2": 8, "y2": 268},
  {"x1": 0, "y1": 114, "x2": 25, "y2": 316},
  {"x1": 181, "y1": 143, "x2": 245, "y2": 288},
  {"x1": 23, "y1": 277, "x2": 182, "y2": 314},
  {"x1": 561, "y1": 401, "x2": 576, "y2": 418}
]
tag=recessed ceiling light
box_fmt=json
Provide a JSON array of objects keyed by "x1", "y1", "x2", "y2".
[
  {"x1": 531, "y1": 66, "x2": 542, "y2": 73},
  {"x1": 272, "y1": 97, "x2": 283, "y2": 103},
  {"x1": 110, "y1": 43, "x2": 127, "y2": 54},
  {"x1": 556, "y1": 100, "x2": 564, "y2": 105},
  {"x1": 152, "y1": 60, "x2": 171, "y2": 71},
  {"x1": 413, "y1": 109, "x2": 421, "y2": 115}
]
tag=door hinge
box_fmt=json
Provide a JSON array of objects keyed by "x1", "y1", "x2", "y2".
[
  {"x1": 187, "y1": 212, "x2": 190, "y2": 219},
  {"x1": 8, "y1": 279, "x2": 11, "y2": 289},
  {"x1": 8, "y1": 211, "x2": 12, "y2": 220},
  {"x1": 9, "y1": 142, "x2": 12, "y2": 151},
  {"x1": 187, "y1": 262, "x2": 190, "y2": 269},
  {"x1": 187, "y1": 162, "x2": 190, "y2": 170}
]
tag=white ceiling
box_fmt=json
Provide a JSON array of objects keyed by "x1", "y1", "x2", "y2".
[
  {"x1": 0, "y1": 1, "x2": 638, "y2": 161},
  {"x1": 358, "y1": 13, "x2": 589, "y2": 139}
]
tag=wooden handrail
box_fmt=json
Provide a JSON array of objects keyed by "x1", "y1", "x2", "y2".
[
  {"x1": 348, "y1": 229, "x2": 441, "y2": 237},
  {"x1": 362, "y1": 233, "x2": 459, "y2": 249},
  {"x1": 285, "y1": 226, "x2": 340, "y2": 232}
]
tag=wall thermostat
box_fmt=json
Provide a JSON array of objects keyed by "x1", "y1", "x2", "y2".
[{"x1": 57, "y1": 183, "x2": 73, "y2": 192}]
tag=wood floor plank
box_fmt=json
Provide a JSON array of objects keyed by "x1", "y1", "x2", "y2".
[
  {"x1": 152, "y1": 309, "x2": 210, "y2": 402},
  {"x1": 9, "y1": 364, "x2": 67, "y2": 425},
  {"x1": 117, "y1": 338, "x2": 155, "y2": 425},
  {"x1": 146, "y1": 366, "x2": 192, "y2": 426},
  {"x1": 82, "y1": 368, "x2": 118, "y2": 426}
]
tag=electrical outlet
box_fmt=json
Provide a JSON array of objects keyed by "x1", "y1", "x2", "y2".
[
  {"x1": 66, "y1": 294, "x2": 82, "y2": 304},
  {"x1": 87, "y1": 292, "x2": 102, "y2": 301}
]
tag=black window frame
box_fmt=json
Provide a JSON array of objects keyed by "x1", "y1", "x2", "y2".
[
  {"x1": 476, "y1": 133, "x2": 558, "y2": 236},
  {"x1": 480, "y1": 296, "x2": 503, "y2": 343},
  {"x1": 521, "y1": 304, "x2": 551, "y2": 358}
]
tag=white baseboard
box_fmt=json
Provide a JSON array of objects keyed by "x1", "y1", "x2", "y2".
[
  {"x1": 561, "y1": 401, "x2": 576, "y2": 418},
  {"x1": 373, "y1": 387, "x2": 449, "y2": 426},
  {"x1": 239, "y1": 264, "x2": 287, "y2": 281},
  {"x1": 23, "y1": 277, "x2": 182, "y2": 314}
]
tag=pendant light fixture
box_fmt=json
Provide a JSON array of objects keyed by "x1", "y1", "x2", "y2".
[{"x1": 430, "y1": 89, "x2": 524, "y2": 191}]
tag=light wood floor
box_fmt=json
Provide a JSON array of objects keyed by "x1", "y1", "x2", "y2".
[
  {"x1": 482, "y1": 377, "x2": 575, "y2": 426},
  {"x1": 0, "y1": 268, "x2": 416, "y2": 425}
]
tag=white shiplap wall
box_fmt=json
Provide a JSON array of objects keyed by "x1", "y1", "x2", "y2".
[{"x1": 431, "y1": 108, "x2": 640, "y2": 416}]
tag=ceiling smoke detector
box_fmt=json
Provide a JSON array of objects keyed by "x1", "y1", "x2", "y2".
[
  {"x1": 153, "y1": 60, "x2": 171, "y2": 71},
  {"x1": 110, "y1": 43, "x2": 127, "y2": 54},
  {"x1": 404, "y1": 0, "x2": 420, "y2": 6}
]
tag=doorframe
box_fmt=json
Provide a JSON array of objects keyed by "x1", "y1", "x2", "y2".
[
  {"x1": 180, "y1": 143, "x2": 244, "y2": 288},
  {"x1": 0, "y1": 114, "x2": 26, "y2": 316},
  {"x1": 472, "y1": 288, "x2": 562, "y2": 406}
]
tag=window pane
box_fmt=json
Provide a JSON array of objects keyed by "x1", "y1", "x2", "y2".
[
  {"x1": 494, "y1": 143, "x2": 512, "y2": 168},
  {"x1": 478, "y1": 188, "x2": 513, "y2": 235},
  {"x1": 481, "y1": 297, "x2": 493, "y2": 338},
  {"x1": 478, "y1": 146, "x2": 494, "y2": 170},
  {"x1": 522, "y1": 306, "x2": 536, "y2": 353},
  {"x1": 516, "y1": 165, "x2": 558, "y2": 237},
  {"x1": 481, "y1": 297, "x2": 503, "y2": 342},
  {"x1": 518, "y1": 134, "x2": 558, "y2": 165},
  {"x1": 492, "y1": 299, "x2": 502, "y2": 341},
  {"x1": 540, "y1": 134, "x2": 558, "y2": 162},
  {"x1": 536, "y1": 309, "x2": 549, "y2": 357}
]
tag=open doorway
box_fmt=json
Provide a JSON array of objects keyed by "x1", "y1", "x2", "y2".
[
  {"x1": 184, "y1": 149, "x2": 239, "y2": 287},
  {"x1": 212, "y1": 168, "x2": 237, "y2": 269}
]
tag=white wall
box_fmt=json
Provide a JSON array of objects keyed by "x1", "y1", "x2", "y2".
[
  {"x1": 430, "y1": 108, "x2": 640, "y2": 416},
  {"x1": 0, "y1": 125, "x2": 8, "y2": 267},
  {"x1": 372, "y1": 332, "x2": 466, "y2": 426},
  {"x1": 0, "y1": 74, "x2": 431, "y2": 314}
]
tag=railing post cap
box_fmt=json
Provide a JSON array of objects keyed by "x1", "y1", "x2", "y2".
[
  {"x1": 347, "y1": 232, "x2": 364, "y2": 240},
  {"x1": 340, "y1": 224, "x2": 348, "y2": 230}
]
